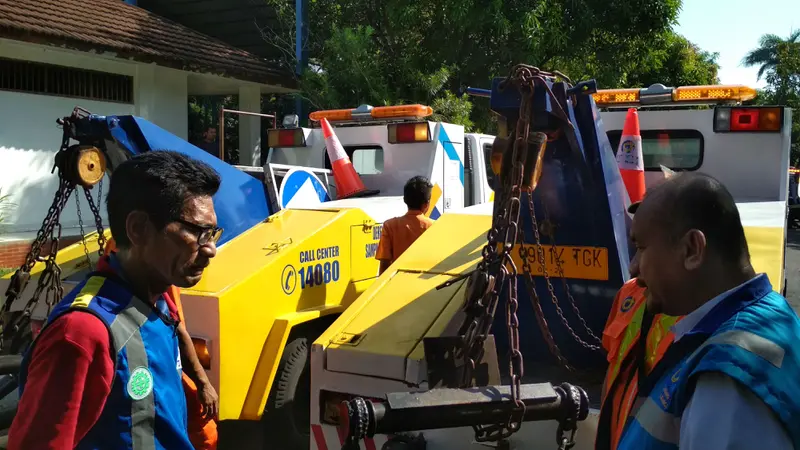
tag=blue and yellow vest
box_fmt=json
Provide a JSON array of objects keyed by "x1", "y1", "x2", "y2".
[
  {"x1": 19, "y1": 271, "x2": 194, "y2": 450},
  {"x1": 617, "y1": 274, "x2": 800, "y2": 449}
]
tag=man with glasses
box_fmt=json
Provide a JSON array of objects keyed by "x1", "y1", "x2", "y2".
[{"x1": 10, "y1": 150, "x2": 223, "y2": 449}]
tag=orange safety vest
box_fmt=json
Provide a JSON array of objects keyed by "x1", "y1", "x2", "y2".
[
  {"x1": 596, "y1": 279, "x2": 682, "y2": 450},
  {"x1": 103, "y1": 239, "x2": 219, "y2": 450}
]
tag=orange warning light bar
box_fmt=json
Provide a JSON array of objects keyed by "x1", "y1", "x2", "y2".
[
  {"x1": 593, "y1": 84, "x2": 757, "y2": 107},
  {"x1": 309, "y1": 104, "x2": 433, "y2": 123}
]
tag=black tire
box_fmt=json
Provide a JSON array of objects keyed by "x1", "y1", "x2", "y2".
[{"x1": 262, "y1": 334, "x2": 312, "y2": 450}]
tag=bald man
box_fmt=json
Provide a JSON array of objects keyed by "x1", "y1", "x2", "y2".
[{"x1": 617, "y1": 172, "x2": 800, "y2": 449}]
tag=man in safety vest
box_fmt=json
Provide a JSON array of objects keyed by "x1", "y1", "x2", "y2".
[
  {"x1": 617, "y1": 172, "x2": 800, "y2": 449},
  {"x1": 9, "y1": 150, "x2": 222, "y2": 449},
  {"x1": 106, "y1": 239, "x2": 220, "y2": 450},
  {"x1": 596, "y1": 272, "x2": 681, "y2": 450},
  {"x1": 596, "y1": 165, "x2": 683, "y2": 450}
]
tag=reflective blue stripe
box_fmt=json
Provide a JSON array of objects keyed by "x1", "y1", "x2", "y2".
[
  {"x1": 439, "y1": 127, "x2": 464, "y2": 185},
  {"x1": 618, "y1": 275, "x2": 800, "y2": 449}
]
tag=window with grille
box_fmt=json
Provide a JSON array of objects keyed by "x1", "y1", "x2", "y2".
[{"x1": 0, "y1": 57, "x2": 133, "y2": 104}]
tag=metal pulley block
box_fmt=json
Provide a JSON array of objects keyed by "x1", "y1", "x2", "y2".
[
  {"x1": 55, "y1": 145, "x2": 107, "y2": 188},
  {"x1": 522, "y1": 132, "x2": 548, "y2": 191}
]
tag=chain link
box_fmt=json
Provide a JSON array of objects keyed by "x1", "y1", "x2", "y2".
[
  {"x1": 456, "y1": 64, "x2": 552, "y2": 443},
  {"x1": 1, "y1": 113, "x2": 106, "y2": 353}
]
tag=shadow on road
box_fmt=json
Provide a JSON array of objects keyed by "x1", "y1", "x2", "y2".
[{"x1": 788, "y1": 229, "x2": 800, "y2": 250}]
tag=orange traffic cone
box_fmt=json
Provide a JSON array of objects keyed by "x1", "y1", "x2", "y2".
[
  {"x1": 320, "y1": 118, "x2": 378, "y2": 199},
  {"x1": 616, "y1": 108, "x2": 646, "y2": 203}
]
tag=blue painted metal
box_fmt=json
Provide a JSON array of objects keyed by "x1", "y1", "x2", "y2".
[
  {"x1": 294, "y1": 0, "x2": 309, "y2": 126},
  {"x1": 464, "y1": 87, "x2": 491, "y2": 98},
  {"x1": 72, "y1": 114, "x2": 273, "y2": 248},
  {"x1": 485, "y1": 76, "x2": 631, "y2": 371},
  {"x1": 122, "y1": 0, "x2": 137, "y2": 5}
]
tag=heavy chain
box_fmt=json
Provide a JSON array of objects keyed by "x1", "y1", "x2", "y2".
[
  {"x1": 1, "y1": 175, "x2": 75, "y2": 353},
  {"x1": 542, "y1": 202, "x2": 602, "y2": 347},
  {"x1": 1, "y1": 113, "x2": 106, "y2": 353},
  {"x1": 455, "y1": 64, "x2": 548, "y2": 443},
  {"x1": 75, "y1": 177, "x2": 105, "y2": 269},
  {"x1": 526, "y1": 196, "x2": 601, "y2": 352}
]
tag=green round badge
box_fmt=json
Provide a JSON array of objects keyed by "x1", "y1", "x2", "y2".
[{"x1": 127, "y1": 366, "x2": 154, "y2": 401}]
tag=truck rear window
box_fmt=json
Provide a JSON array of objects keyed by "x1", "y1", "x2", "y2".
[
  {"x1": 606, "y1": 129, "x2": 703, "y2": 171},
  {"x1": 324, "y1": 145, "x2": 385, "y2": 174}
]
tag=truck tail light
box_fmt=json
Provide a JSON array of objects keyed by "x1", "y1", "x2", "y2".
[
  {"x1": 267, "y1": 129, "x2": 307, "y2": 148},
  {"x1": 714, "y1": 107, "x2": 784, "y2": 133},
  {"x1": 388, "y1": 122, "x2": 431, "y2": 144}
]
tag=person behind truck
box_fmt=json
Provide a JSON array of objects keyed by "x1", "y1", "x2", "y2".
[
  {"x1": 376, "y1": 176, "x2": 434, "y2": 275},
  {"x1": 9, "y1": 150, "x2": 222, "y2": 450},
  {"x1": 617, "y1": 172, "x2": 800, "y2": 449},
  {"x1": 197, "y1": 125, "x2": 220, "y2": 158}
]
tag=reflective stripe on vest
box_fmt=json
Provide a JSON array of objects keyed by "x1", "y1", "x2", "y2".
[
  {"x1": 604, "y1": 302, "x2": 679, "y2": 396},
  {"x1": 618, "y1": 283, "x2": 800, "y2": 450}
]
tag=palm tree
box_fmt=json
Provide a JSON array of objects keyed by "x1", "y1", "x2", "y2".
[{"x1": 741, "y1": 29, "x2": 800, "y2": 80}]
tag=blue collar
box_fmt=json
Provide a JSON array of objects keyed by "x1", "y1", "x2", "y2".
[{"x1": 681, "y1": 273, "x2": 773, "y2": 339}]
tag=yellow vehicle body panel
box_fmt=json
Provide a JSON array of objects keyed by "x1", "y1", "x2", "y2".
[
  {"x1": 0, "y1": 230, "x2": 111, "y2": 281},
  {"x1": 3, "y1": 207, "x2": 384, "y2": 422},
  {"x1": 181, "y1": 207, "x2": 383, "y2": 420}
]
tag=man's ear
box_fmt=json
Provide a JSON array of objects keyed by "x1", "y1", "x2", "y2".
[
  {"x1": 125, "y1": 211, "x2": 152, "y2": 247},
  {"x1": 682, "y1": 229, "x2": 707, "y2": 271}
]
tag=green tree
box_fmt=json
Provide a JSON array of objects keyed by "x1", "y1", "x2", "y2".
[
  {"x1": 261, "y1": 0, "x2": 719, "y2": 133},
  {"x1": 744, "y1": 30, "x2": 800, "y2": 164}
]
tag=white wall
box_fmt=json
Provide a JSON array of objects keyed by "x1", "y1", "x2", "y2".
[{"x1": 0, "y1": 40, "x2": 188, "y2": 240}]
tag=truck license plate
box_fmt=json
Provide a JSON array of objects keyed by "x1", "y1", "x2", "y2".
[{"x1": 509, "y1": 244, "x2": 609, "y2": 281}]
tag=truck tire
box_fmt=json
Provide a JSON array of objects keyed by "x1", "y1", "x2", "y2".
[{"x1": 262, "y1": 335, "x2": 312, "y2": 450}]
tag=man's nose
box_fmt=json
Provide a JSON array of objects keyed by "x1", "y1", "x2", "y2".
[
  {"x1": 200, "y1": 241, "x2": 218, "y2": 259},
  {"x1": 629, "y1": 253, "x2": 640, "y2": 278}
]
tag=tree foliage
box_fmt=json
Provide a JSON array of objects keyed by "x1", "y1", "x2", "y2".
[
  {"x1": 259, "y1": 0, "x2": 720, "y2": 133},
  {"x1": 744, "y1": 30, "x2": 800, "y2": 164}
]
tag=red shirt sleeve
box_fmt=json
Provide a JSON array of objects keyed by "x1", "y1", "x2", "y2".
[{"x1": 8, "y1": 311, "x2": 115, "y2": 450}]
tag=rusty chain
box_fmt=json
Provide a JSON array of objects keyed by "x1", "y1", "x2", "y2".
[
  {"x1": 1, "y1": 113, "x2": 106, "y2": 353},
  {"x1": 525, "y1": 198, "x2": 601, "y2": 352},
  {"x1": 455, "y1": 64, "x2": 544, "y2": 443}
]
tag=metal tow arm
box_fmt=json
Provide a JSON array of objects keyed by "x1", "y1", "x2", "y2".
[{"x1": 337, "y1": 66, "x2": 592, "y2": 450}]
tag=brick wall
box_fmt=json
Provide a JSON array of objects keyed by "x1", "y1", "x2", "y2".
[{"x1": 0, "y1": 236, "x2": 83, "y2": 268}]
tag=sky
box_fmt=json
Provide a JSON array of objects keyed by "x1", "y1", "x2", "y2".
[{"x1": 675, "y1": 0, "x2": 799, "y2": 88}]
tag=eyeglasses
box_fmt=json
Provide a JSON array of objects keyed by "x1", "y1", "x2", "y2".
[{"x1": 174, "y1": 218, "x2": 223, "y2": 246}]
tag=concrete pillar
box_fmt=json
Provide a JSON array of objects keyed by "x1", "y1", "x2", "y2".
[
  {"x1": 134, "y1": 65, "x2": 188, "y2": 140},
  {"x1": 238, "y1": 85, "x2": 262, "y2": 166}
]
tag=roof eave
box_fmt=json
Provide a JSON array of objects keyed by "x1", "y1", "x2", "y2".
[{"x1": 0, "y1": 28, "x2": 299, "y2": 91}]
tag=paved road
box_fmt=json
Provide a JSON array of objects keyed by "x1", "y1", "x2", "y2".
[{"x1": 785, "y1": 229, "x2": 800, "y2": 311}]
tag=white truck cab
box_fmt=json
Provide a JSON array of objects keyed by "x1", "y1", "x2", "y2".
[{"x1": 263, "y1": 104, "x2": 496, "y2": 218}]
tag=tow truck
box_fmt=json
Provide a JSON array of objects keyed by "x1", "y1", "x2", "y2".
[
  {"x1": 308, "y1": 73, "x2": 792, "y2": 450},
  {"x1": 0, "y1": 104, "x2": 497, "y2": 447}
]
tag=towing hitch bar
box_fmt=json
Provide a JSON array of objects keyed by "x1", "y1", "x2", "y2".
[{"x1": 338, "y1": 382, "x2": 589, "y2": 444}]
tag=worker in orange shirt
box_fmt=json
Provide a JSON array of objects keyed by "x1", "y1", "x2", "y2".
[
  {"x1": 594, "y1": 199, "x2": 683, "y2": 450},
  {"x1": 104, "y1": 238, "x2": 220, "y2": 450},
  {"x1": 376, "y1": 176, "x2": 435, "y2": 274}
]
